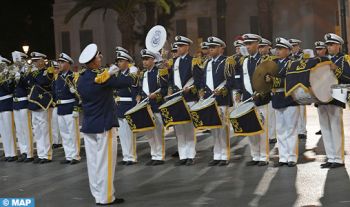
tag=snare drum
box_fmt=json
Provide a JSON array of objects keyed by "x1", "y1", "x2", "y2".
[
  {"x1": 190, "y1": 97, "x2": 222, "y2": 130},
  {"x1": 125, "y1": 102, "x2": 155, "y2": 132},
  {"x1": 286, "y1": 58, "x2": 337, "y2": 104},
  {"x1": 158, "y1": 96, "x2": 192, "y2": 128},
  {"x1": 331, "y1": 84, "x2": 350, "y2": 103},
  {"x1": 229, "y1": 102, "x2": 264, "y2": 136}
]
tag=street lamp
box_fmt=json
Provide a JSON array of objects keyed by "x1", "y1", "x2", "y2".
[{"x1": 22, "y1": 45, "x2": 29, "y2": 54}]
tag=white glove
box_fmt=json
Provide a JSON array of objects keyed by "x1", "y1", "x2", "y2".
[
  {"x1": 108, "y1": 64, "x2": 120, "y2": 75},
  {"x1": 69, "y1": 87, "x2": 77, "y2": 94},
  {"x1": 72, "y1": 111, "x2": 79, "y2": 118},
  {"x1": 31, "y1": 66, "x2": 38, "y2": 72},
  {"x1": 15, "y1": 72, "x2": 21, "y2": 81}
]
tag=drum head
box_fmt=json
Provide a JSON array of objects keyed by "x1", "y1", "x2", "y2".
[
  {"x1": 125, "y1": 102, "x2": 148, "y2": 115},
  {"x1": 310, "y1": 63, "x2": 338, "y2": 103},
  {"x1": 191, "y1": 97, "x2": 216, "y2": 111},
  {"x1": 146, "y1": 25, "x2": 167, "y2": 53},
  {"x1": 230, "y1": 102, "x2": 255, "y2": 118},
  {"x1": 331, "y1": 87, "x2": 348, "y2": 103},
  {"x1": 159, "y1": 96, "x2": 182, "y2": 109}
]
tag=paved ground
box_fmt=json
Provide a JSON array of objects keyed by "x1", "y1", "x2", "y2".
[{"x1": 0, "y1": 106, "x2": 350, "y2": 207}]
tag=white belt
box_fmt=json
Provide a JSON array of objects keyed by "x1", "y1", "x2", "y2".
[
  {"x1": 0, "y1": 94, "x2": 13, "y2": 101},
  {"x1": 115, "y1": 97, "x2": 132, "y2": 102},
  {"x1": 274, "y1": 88, "x2": 284, "y2": 93},
  {"x1": 13, "y1": 97, "x2": 28, "y2": 102},
  {"x1": 56, "y1": 99, "x2": 75, "y2": 105}
]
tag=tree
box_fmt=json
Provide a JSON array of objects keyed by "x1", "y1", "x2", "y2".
[{"x1": 64, "y1": 0, "x2": 179, "y2": 53}]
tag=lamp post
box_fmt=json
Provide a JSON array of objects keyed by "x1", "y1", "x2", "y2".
[{"x1": 22, "y1": 45, "x2": 29, "y2": 54}]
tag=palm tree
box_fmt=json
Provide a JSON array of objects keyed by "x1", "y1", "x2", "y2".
[{"x1": 64, "y1": 0, "x2": 173, "y2": 53}]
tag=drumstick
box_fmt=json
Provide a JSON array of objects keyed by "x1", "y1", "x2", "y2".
[
  {"x1": 139, "y1": 88, "x2": 162, "y2": 104},
  {"x1": 164, "y1": 85, "x2": 194, "y2": 99}
]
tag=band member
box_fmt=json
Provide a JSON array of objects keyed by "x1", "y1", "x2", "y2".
[
  {"x1": 77, "y1": 43, "x2": 134, "y2": 205},
  {"x1": 230, "y1": 40, "x2": 245, "y2": 109},
  {"x1": 0, "y1": 56, "x2": 17, "y2": 162},
  {"x1": 290, "y1": 38, "x2": 307, "y2": 140},
  {"x1": 200, "y1": 41, "x2": 210, "y2": 61},
  {"x1": 137, "y1": 49, "x2": 168, "y2": 165},
  {"x1": 27, "y1": 52, "x2": 54, "y2": 164},
  {"x1": 54, "y1": 53, "x2": 81, "y2": 164},
  {"x1": 314, "y1": 41, "x2": 327, "y2": 136},
  {"x1": 235, "y1": 34, "x2": 271, "y2": 166},
  {"x1": 266, "y1": 38, "x2": 299, "y2": 167},
  {"x1": 169, "y1": 35, "x2": 199, "y2": 166},
  {"x1": 318, "y1": 33, "x2": 349, "y2": 168},
  {"x1": 51, "y1": 61, "x2": 62, "y2": 149},
  {"x1": 198, "y1": 36, "x2": 231, "y2": 166},
  {"x1": 170, "y1": 43, "x2": 179, "y2": 59},
  {"x1": 12, "y1": 52, "x2": 34, "y2": 162},
  {"x1": 115, "y1": 51, "x2": 138, "y2": 165},
  {"x1": 259, "y1": 38, "x2": 277, "y2": 144}
]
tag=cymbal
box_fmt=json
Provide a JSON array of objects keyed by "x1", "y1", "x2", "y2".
[{"x1": 252, "y1": 60, "x2": 278, "y2": 93}]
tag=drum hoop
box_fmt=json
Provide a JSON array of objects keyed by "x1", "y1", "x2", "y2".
[
  {"x1": 159, "y1": 96, "x2": 183, "y2": 109},
  {"x1": 125, "y1": 102, "x2": 148, "y2": 115},
  {"x1": 230, "y1": 102, "x2": 255, "y2": 118},
  {"x1": 190, "y1": 98, "x2": 216, "y2": 111}
]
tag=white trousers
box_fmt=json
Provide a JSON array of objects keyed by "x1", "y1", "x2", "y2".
[
  {"x1": 118, "y1": 118, "x2": 137, "y2": 162},
  {"x1": 212, "y1": 106, "x2": 230, "y2": 161},
  {"x1": 14, "y1": 109, "x2": 33, "y2": 158},
  {"x1": 32, "y1": 110, "x2": 52, "y2": 159},
  {"x1": 248, "y1": 105, "x2": 269, "y2": 162},
  {"x1": 58, "y1": 113, "x2": 81, "y2": 161},
  {"x1": 144, "y1": 113, "x2": 165, "y2": 160},
  {"x1": 0, "y1": 111, "x2": 17, "y2": 157},
  {"x1": 275, "y1": 106, "x2": 299, "y2": 162},
  {"x1": 317, "y1": 105, "x2": 344, "y2": 164},
  {"x1": 297, "y1": 105, "x2": 307, "y2": 135},
  {"x1": 84, "y1": 128, "x2": 118, "y2": 204},
  {"x1": 268, "y1": 102, "x2": 276, "y2": 139},
  {"x1": 174, "y1": 101, "x2": 196, "y2": 160},
  {"x1": 51, "y1": 107, "x2": 62, "y2": 144}
]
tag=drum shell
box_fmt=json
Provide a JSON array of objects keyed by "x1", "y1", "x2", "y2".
[
  {"x1": 125, "y1": 104, "x2": 156, "y2": 132},
  {"x1": 229, "y1": 104, "x2": 264, "y2": 136},
  {"x1": 190, "y1": 101, "x2": 223, "y2": 130},
  {"x1": 159, "y1": 97, "x2": 192, "y2": 128}
]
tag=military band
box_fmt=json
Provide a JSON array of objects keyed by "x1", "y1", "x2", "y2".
[{"x1": 1, "y1": 29, "x2": 350, "y2": 205}]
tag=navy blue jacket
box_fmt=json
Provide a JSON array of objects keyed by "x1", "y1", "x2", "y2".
[
  {"x1": 0, "y1": 80, "x2": 15, "y2": 112},
  {"x1": 138, "y1": 66, "x2": 168, "y2": 113},
  {"x1": 52, "y1": 71, "x2": 79, "y2": 115},
  {"x1": 27, "y1": 69, "x2": 53, "y2": 111},
  {"x1": 115, "y1": 69, "x2": 138, "y2": 118},
  {"x1": 13, "y1": 74, "x2": 30, "y2": 110},
  {"x1": 271, "y1": 58, "x2": 298, "y2": 109},
  {"x1": 77, "y1": 68, "x2": 134, "y2": 134},
  {"x1": 169, "y1": 54, "x2": 199, "y2": 102},
  {"x1": 198, "y1": 55, "x2": 232, "y2": 106}
]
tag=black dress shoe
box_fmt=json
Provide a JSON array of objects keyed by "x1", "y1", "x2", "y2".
[
  {"x1": 125, "y1": 161, "x2": 136, "y2": 166},
  {"x1": 96, "y1": 198, "x2": 125, "y2": 205},
  {"x1": 0, "y1": 157, "x2": 9, "y2": 161},
  {"x1": 24, "y1": 158, "x2": 34, "y2": 163},
  {"x1": 119, "y1": 161, "x2": 127, "y2": 165},
  {"x1": 315, "y1": 130, "x2": 322, "y2": 135},
  {"x1": 33, "y1": 158, "x2": 41, "y2": 164},
  {"x1": 186, "y1": 159, "x2": 195, "y2": 166},
  {"x1": 145, "y1": 160, "x2": 154, "y2": 166},
  {"x1": 287, "y1": 161, "x2": 296, "y2": 167},
  {"x1": 274, "y1": 162, "x2": 288, "y2": 167},
  {"x1": 7, "y1": 156, "x2": 18, "y2": 162},
  {"x1": 269, "y1": 138, "x2": 277, "y2": 144},
  {"x1": 17, "y1": 153, "x2": 27, "y2": 162},
  {"x1": 218, "y1": 160, "x2": 229, "y2": 166},
  {"x1": 175, "y1": 159, "x2": 187, "y2": 166},
  {"x1": 246, "y1": 160, "x2": 259, "y2": 166},
  {"x1": 298, "y1": 134, "x2": 307, "y2": 139},
  {"x1": 320, "y1": 162, "x2": 332, "y2": 168},
  {"x1": 258, "y1": 161, "x2": 269, "y2": 166},
  {"x1": 171, "y1": 151, "x2": 179, "y2": 157},
  {"x1": 39, "y1": 159, "x2": 52, "y2": 164},
  {"x1": 60, "y1": 160, "x2": 71, "y2": 164},
  {"x1": 330, "y1": 163, "x2": 345, "y2": 168},
  {"x1": 152, "y1": 160, "x2": 165, "y2": 166},
  {"x1": 208, "y1": 160, "x2": 220, "y2": 166},
  {"x1": 70, "y1": 159, "x2": 80, "y2": 165}
]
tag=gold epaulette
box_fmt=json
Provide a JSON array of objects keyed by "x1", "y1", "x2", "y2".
[
  {"x1": 46, "y1": 67, "x2": 54, "y2": 74},
  {"x1": 344, "y1": 54, "x2": 350, "y2": 65},
  {"x1": 53, "y1": 73, "x2": 58, "y2": 80},
  {"x1": 192, "y1": 57, "x2": 202, "y2": 67},
  {"x1": 73, "y1": 72, "x2": 80, "y2": 83},
  {"x1": 167, "y1": 59, "x2": 174, "y2": 68},
  {"x1": 225, "y1": 56, "x2": 236, "y2": 66},
  {"x1": 239, "y1": 56, "x2": 246, "y2": 65},
  {"x1": 158, "y1": 68, "x2": 168, "y2": 76}
]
